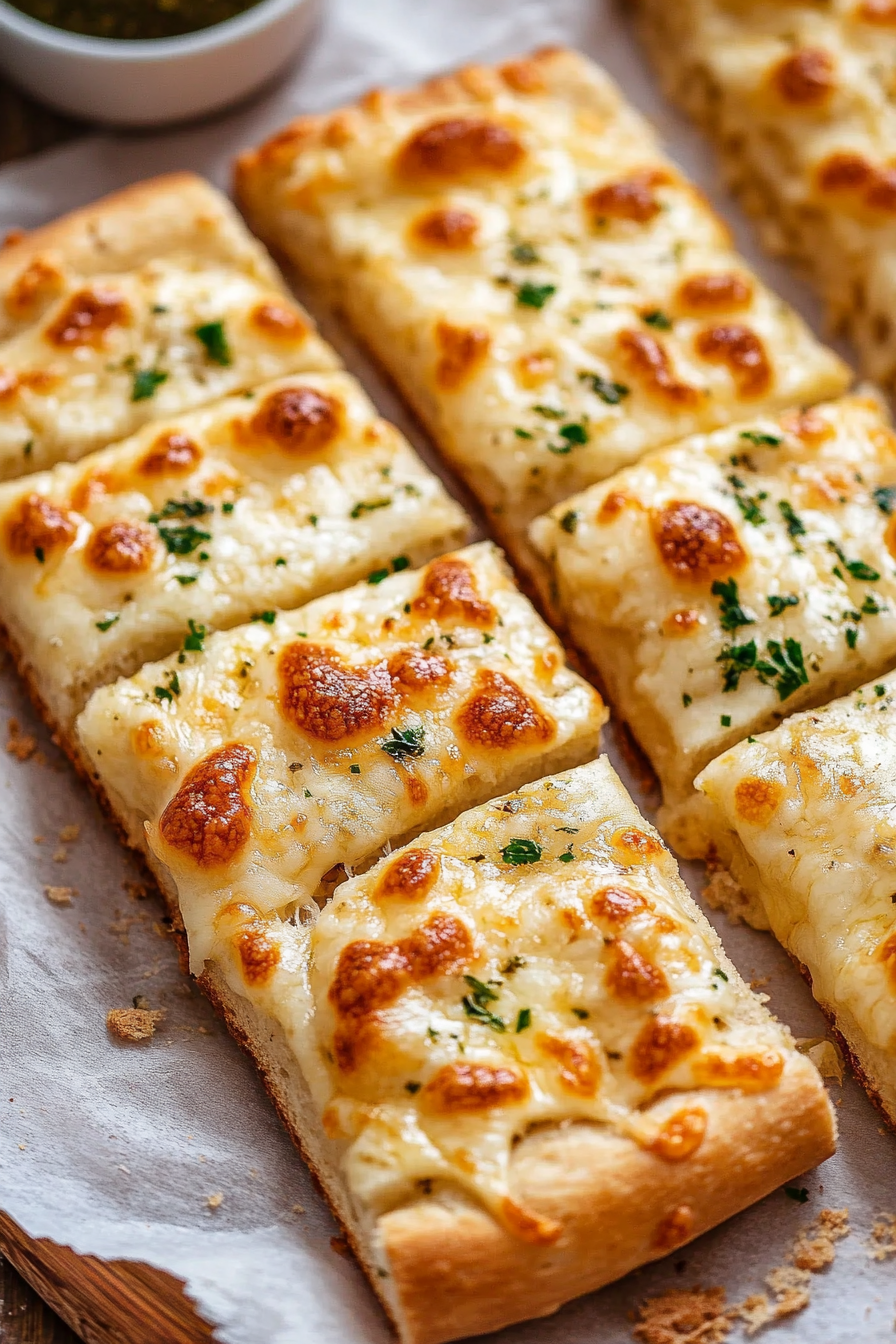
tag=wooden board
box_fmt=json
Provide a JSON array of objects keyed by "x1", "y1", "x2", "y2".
[{"x1": 0, "y1": 1212, "x2": 216, "y2": 1344}]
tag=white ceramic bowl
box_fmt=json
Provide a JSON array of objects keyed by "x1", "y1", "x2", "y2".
[{"x1": 0, "y1": 0, "x2": 320, "y2": 127}]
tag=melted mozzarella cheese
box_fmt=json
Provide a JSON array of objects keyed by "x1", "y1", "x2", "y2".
[
  {"x1": 208, "y1": 757, "x2": 789, "y2": 1239},
  {"x1": 0, "y1": 372, "x2": 469, "y2": 729},
  {"x1": 76, "y1": 542, "x2": 606, "y2": 967},
  {"x1": 237, "y1": 48, "x2": 848, "y2": 546},
  {"x1": 696, "y1": 674, "x2": 896, "y2": 1061},
  {"x1": 532, "y1": 395, "x2": 896, "y2": 814},
  {"x1": 633, "y1": 0, "x2": 896, "y2": 385},
  {"x1": 0, "y1": 260, "x2": 335, "y2": 479}
]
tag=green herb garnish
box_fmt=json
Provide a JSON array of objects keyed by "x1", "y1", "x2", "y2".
[
  {"x1": 131, "y1": 368, "x2": 168, "y2": 402},
  {"x1": 157, "y1": 523, "x2": 212, "y2": 556},
  {"x1": 95, "y1": 614, "x2": 119, "y2": 632},
  {"x1": 717, "y1": 639, "x2": 758, "y2": 692},
  {"x1": 510, "y1": 241, "x2": 539, "y2": 265},
  {"x1": 516, "y1": 282, "x2": 556, "y2": 309},
  {"x1": 739, "y1": 430, "x2": 781, "y2": 447},
  {"x1": 873, "y1": 485, "x2": 896, "y2": 516},
  {"x1": 381, "y1": 725, "x2": 425, "y2": 760},
  {"x1": 515, "y1": 1008, "x2": 532, "y2": 1033},
  {"x1": 728, "y1": 474, "x2": 767, "y2": 526},
  {"x1": 712, "y1": 577, "x2": 755, "y2": 632},
  {"x1": 767, "y1": 593, "x2": 799, "y2": 617},
  {"x1": 251, "y1": 610, "x2": 276, "y2": 624},
  {"x1": 641, "y1": 309, "x2": 672, "y2": 330},
  {"x1": 560, "y1": 509, "x2": 579, "y2": 534},
  {"x1": 755, "y1": 638, "x2": 809, "y2": 701},
  {"x1": 501, "y1": 838, "x2": 543, "y2": 865},
  {"x1": 194, "y1": 320, "x2": 231, "y2": 366},
  {"x1": 579, "y1": 372, "x2": 630, "y2": 404},
  {"x1": 350, "y1": 498, "x2": 391, "y2": 519},
  {"x1": 182, "y1": 618, "x2": 207, "y2": 653},
  {"x1": 778, "y1": 499, "x2": 806, "y2": 540}
]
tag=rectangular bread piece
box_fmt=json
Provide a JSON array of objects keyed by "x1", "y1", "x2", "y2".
[
  {"x1": 0, "y1": 173, "x2": 337, "y2": 478},
  {"x1": 695, "y1": 672, "x2": 896, "y2": 1126},
  {"x1": 74, "y1": 745, "x2": 837, "y2": 1343},
  {"x1": 630, "y1": 0, "x2": 896, "y2": 387},
  {"x1": 0, "y1": 371, "x2": 469, "y2": 732},
  {"x1": 235, "y1": 46, "x2": 849, "y2": 576},
  {"x1": 75, "y1": 540, "x2": 607, "y2": 967},
  {"x1": 531, "y1": 394, "x2": 896, "y2": 850}
]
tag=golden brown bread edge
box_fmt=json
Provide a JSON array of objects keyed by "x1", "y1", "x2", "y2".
[{"x1": 0, "y1": 171, "x2": 286, "y2": 341}]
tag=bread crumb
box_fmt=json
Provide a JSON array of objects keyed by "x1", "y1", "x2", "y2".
[
  {"x1": 52, "y1": 847, "x2": 68, "y2": 863},
  {"x1": 106, "y1": 1007, "x2": 165, "y2": 1042},
  {"x1": 633, "y1": 1287, "x2": 731, "y2": 1343},
  {"x1": 58, "y1": 824, "x2": 80, "y2": 843},
  {"x1": 749, "y1": 975, "x2": 770, "y2": 990},
  {"x1": 735, "y1": 1267, "x2": 812, "y2": 1336},
  {"x1": 207, "y1": 1192, "x2": 224, "y2": 1209},
  {"x1": 44, "y1": 885, "x2": 76, "y2": 906},
  {"x1": 33, "y1": 834, "x2": 45, "y2": 844},
  {"x1": 123, "y1": 879, "x2": 151, "y2": 901},
  {"x1": 330, "y1": 1235, "x2": 352, "y2": 1258},
  {"x1": 6, "y1": 718, "x2": 37, "y2": 762},
  {"x1": 869, "y1": 1213, "x2": 896, "y2": 1261},
  {"x1": 292, "y1": 1203, "x2": 305, "y2": 1214},
  {"x1": 792, "y1": 1207, "x2": 849, "y2": 1271}
]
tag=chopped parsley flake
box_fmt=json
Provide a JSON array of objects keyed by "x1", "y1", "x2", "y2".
[
  {"x1": 846, "y1": 626, "x2": 858, "y2": 649},
  {"x1": 756, "y1": 638, "x2": 809, "y2": 700},
  {"x1": 157, "y1": 523, "x2": 212, "y2": 556},
  {"x1": 153, "y1": 671, "x2": 180, "y2": 704},
  {"x1": 275, "y1": 557, "x2": 286, "y2": 567},
  {"x1": 556, "y1": 421, "x2": 588, "y2": 449},
  {"x1": 182, "y1": 618, "x2": 207, "y2": 653},
  {"x1": 712, "y1": 577, "x2": 755, "y2": 632},
  {"x1": 785, "y1": 1186, "x2": 809, "y2": 1204},
  {"x1": 571, "y1": 1007, "x2": 589, "y2": 1020},
  {"x1": 151, "y1": 497, "x2": 214, "y2": 520},
  {"x1": 501, "y1": 838, "x2": 543, "y2": 865},
  {"x1": 222, "y1": 501, "x2": 235, "y2": 514},
  {"x1": 720, "y1": 714, "x2": 731, "y2": 727},
  {"x1": 560, "y1": 509, "x2": 579, "y2": 534},
  {"x1": 175, "y1": 574, "x2": 198, "y2": 585},
  {"x1": 873, "y1": 484, "x2": 896, "y2": 516},
  {"x1": 558, "y1": 845, "x2": 575, "y2": 863},
  {"x1": 367, "y1": 567, "x2": 390, "y2": 585},
  {"x1": 405, "y1": 1081, "x2": 421, "y2": 1094},
  {"x1": 514, "y1": 427, "x2": 534, "y2": 439},
  {"x1": 532, "y1": 403, "x2": 565, "y2": 419},
  {"x1": 579, "y1": 371, "x2": 630, "y2": 404},
  {"x1": 462, "y1": 976, "x2": 505, "y2": 1032},
  {"x1": 34, "y1": 545, "x2": 45, "y2": 563},
  {"x1": 391, "y1": 555, "x2": 410, "y2": 573},
  {"x1": 728, "y1": 474, "x2": 767, "y2": 526},
  {"x1": 350, "y1": 764, "x2": 361, "y2": 775},
  {"x1": 682, "y1": 693, "x2": 692, "y2": 707},
  {"x1": 350, "y1": 498, "x2": 391, "y2": 519},
  {"x1": 95, "y1": 614, "x2": 119, "y2": 632},
  {"x1": 193, "y1": 320, "x2": 232, "y2": 366},
  {"x1": 501, "y1": 955, "x2": 526, "y2": 974},
  {"x1": 739, "y1": 429, "x2": 782, "y2": 446},
  {"x1": 510, "y1": 241, "x2": 540, "y2": 265},
  {"x1": 828, "y1": 541, "x2": 880, "y2": 582},
  {"x1": 641, "y1": 309, "x2": 672, "y2": 329},
  {"x1": 381, "y1": 725, "x2": 425, "y2": 760},
  {"x1": 516, "y1": 281, "x2": 556, "y2": 309},
  {"x1": 717, "y1": 638, "x2": 759, "y2": 692},
  {"x1": 876, "y1": 684, "x2": 887, "y2": 697},
  {"x1": 304, "y1": 788, "x2": 312, "y2": 798},
  {"x1": 131, "y1": 368, "x2": 168, "y2": 402},
  {"x1": 862, "y1": 594, "x2": 885, "y2": 615},
  {"x1": 515, "y1": 1007, "x2": 532, "y2": 1033},
  {"x1": 23, "y1": 440, "x2": 32, "y2": 458},
  {"x1": 713, "y1": 967, "x2": 729, "y2": 982},
  {"x1": 778, "y1": 500, "x2": 806, "y2": 540},
  {"x1": 767, "y1": 593, "x2": 799, "y2": 617},
  {"x1": 251, "y1": 610, "x2": 276, "y2": 624}
]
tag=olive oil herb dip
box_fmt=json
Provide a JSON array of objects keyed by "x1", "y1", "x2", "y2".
[{"x1": 7, "y1": 0, "x2": 265, "y2": 39}]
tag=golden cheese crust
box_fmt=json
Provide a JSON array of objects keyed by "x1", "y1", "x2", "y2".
[
  {"x1": 0, "y1": 370, "x2": 468, "y2": 730},
  {"x1": 532, "y1": 394, "x2": 896, "y2": 836},
  {"x1": 0, "y1": 173, "x2": 337, "y2": 479},
  {"x1": 696, "y1": 671, "x2": 896, "y2": 1126},
  {"x1": 630, "y1": 0, "x2": 896, "y2": 388},
  {"x1": 235, "y1": 46, "x2": 848, "y2": 579}
]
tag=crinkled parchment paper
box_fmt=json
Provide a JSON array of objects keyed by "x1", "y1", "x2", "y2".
[{"x1": 1, "y1": 3, "x2": 894, "y2": 1340}]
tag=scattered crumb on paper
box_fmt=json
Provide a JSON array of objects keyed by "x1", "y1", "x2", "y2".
[
  {"x1": 868, "y1": 1213, "x2": 896, "y2": 1261},
  {"x1": 207, "y1": 1192, "x2": 224, "y2": 1210},
  {"x1": 106, "y1": 1007, "x2": 165, "y2": 1042},
  {"x1": 58, "y1": 824, "x2": 80, "y2": 843},
  {"x1": 6, "y1": 717, "x2": 37, "y2": 762},
  {"x1": 330, "y1": 1235, "x2": 351, "y2": 1258},
  {"x1": 792, "y1": 1207, "x2": 849, "y2": 1271},
  {"x1": 633, "y1": 1286, "x2": 731, "y2": 1343},
  {"x1": 44, "y1": 885, "x2": 76, "y2": 906}
]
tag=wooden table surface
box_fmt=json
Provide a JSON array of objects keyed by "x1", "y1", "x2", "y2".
[{"x1": 3, "y1": 76, "x2": 93, "y2": 1344}]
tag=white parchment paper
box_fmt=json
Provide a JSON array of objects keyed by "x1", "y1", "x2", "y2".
[{"x1": 0, "y1": 3, "x2": 894, "y2": 1341}]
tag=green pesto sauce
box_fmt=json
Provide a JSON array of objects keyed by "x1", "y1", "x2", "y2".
[{"x1": 9, "y1": 0, "x2": 265, "y2": 40}]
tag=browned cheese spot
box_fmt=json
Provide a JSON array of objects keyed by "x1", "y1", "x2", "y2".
[
  {"x1": 617, "y1": 329, "x2": 701, "y2": 408},
  {"x1": 219, "y1": 903, "x2": 282, "y2": 986},
  {"x1": 457, "y1": 668, "x2": 555, "y2": 751},
  {"x1": 515, "y1": 349, "x2": 555, "y2": 388},
  {"x1": 375, "y1": 848, "x2": 441, "y2": 900},
  {"x1": 858, "y1": 1, "x2": 896, "y2": 22},
  {"x1": 402, "y1": 912, "x2": 473, "y2": 979},
  {"x1": 647, "y1": 1106, "x2": 708, "y2": 1162},
  {"x1": 651, "y1": 1204, "x2": 695, "y2": 1252},
  {"x1": 139, "y1": 431, "x2": 203, "y2": 477},
  {"x1": 734, "y1": 776, "x2": 784, "y2": 826},
  {"x1": 675, "y1": 272, "x2": 753, "y2": 314},
  {"x1": 410, "y1": 207, "x2": 479, "y2": 250},
  {"x1": 610, "y1": 826, "x2": 664, "y2": 864},
  {"x1": 0, "y1": 370, "x2": 17, "y2": 401},
  {"x1": 629, "y1": 1016, "x2": 699, "y2": 1083},
  {"x1": 816, "y1": 151, "x2": 874, "y2": 193},
  {"x1": 772, "y1": 48, "x2": 836, "y2": 106},
  {"x1": 250, "y1": 300, "x2": 309, "y2": 342},
  {"x1": 5, "y1": 257, "x2": 63, "y2": 320},
  {"x1": 500, "y1": 1197, "x2": 563, "y2": 1246},
  {"x1": 131, "y1": 720, "x2": 167, "y2": 760},
  {"x1": 663, "y1": 608, "x2": 703, "y2": 637},
  {"x1": 651, "y1": 501, "x2": 746, "y2": 583},
  {"x1": 422, "y1": 1061, "x2": 529, "y2": 1113},
  {"x1": 499, "y1": 57, "x2": 547, "y2": 94},
  {"x1": 434, "y1": 320, "x2": 491, "y2": 391},
  {"x1": 44, "y1": 287, "x2": 129, "y2": 348},
  {"x1": 606, "y1": 939, "x2": 669, "y2": 1002},
  {"x1": 411, "y1": 556, "x2": 496, "y2": 627},
  {"x1": 5, "y1": 493, "x2": 75, "y2": 558},
  {"x1": 877, "y1": 932, "x2": 896, "y2": 988},
  {"x1": 780, "y1": 407, "x2": 834, "y2": 444},
  {"x1": 597, "y1": 490, "x2": 640, "y2": 524},
  {"x1": 591, "y1": 885, "x2": 648, "y2": 925},
  {"x1": 278, "y1": 643, "x2": 396, "y2": 743},
  {"x1": 694, "y1": 323, "x2": 772, "y2": 398},
  {"x1": 250, "y1": 386, "x2": 343, "y2": 455},
  {"x1": 395, "y1": 118, "x2": 524, "y2": 182},
  {"x1": 69, "y1": 470, "x2": 112, "y2": 512},
  {"x1": 537, "y1": 1032, "x2": 600, "y2": 1097},
  {"x1": 387, "y1": 647, "x2": 452, "y2": 694},
  {"x1": 585, "y1": 170, "x2": 665, "y2": 225},
  {"x1": 159, "y1": 744, "x2": 257, "y2": 867},
  {"x1": 694, "y1": 1050, "x2": 784, "y2": 1092},
  {"x1": 86, "y1": 519, "x2": 156, "y2": 575}
]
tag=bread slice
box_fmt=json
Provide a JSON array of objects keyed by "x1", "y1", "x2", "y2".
[
  {"x1": 75, "y1": 540, "x2": 607, "y2": 967},
  {"x1": 695, "y1": 671, "x2": 896, "y2": 1126},
  {"x1": 630, "y1": 0, "x2": 896, "y2": 388},
  {"x1": 0, "y1": 370, "x2": 468, "y2": 733},
  {"x1": 235, "y1": 46, "x2": 849, "y2": 581},
  {"x1": 531, "y1": 394, "x2": 896, "y2": 851},
  {"x1": 72, "y1": 738, "x2": 837, "y2": 1343},
  {"x1": 0, "y1": 173, "x2": 336, "y2": 479}
]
